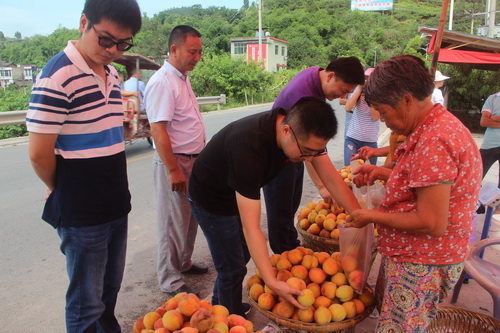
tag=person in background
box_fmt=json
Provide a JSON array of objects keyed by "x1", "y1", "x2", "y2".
[
  {"x1": 118, "y1": 72, "x2": 125, "y2": 90},
  {"x1": 123, "y1": 67, "x2": 146, "y2": 111},
  {"x1": 431, "y1": 70, "x2": 450, "y2": 106},
  {"x1": 479, "y1": 91, "x2": 500, "y2": 185},
  {"x1": 188, "y1": 97, "x2": 361, "y2": 316},
  {"x1": 343, "y1": 67, "x2": 380, "y2": 166},
  {"x1": 145, "y1": 25, "x2": 208, "y2": 296},
  {"x1": 26, "y1": 0, "x2": 141, "y2": 331},
  {"x1": 263, "y1": 57, "x2": 365, "y2": 254},
  {"x1": 346, "y1": 55, "x2": 481, "y2": 332}
]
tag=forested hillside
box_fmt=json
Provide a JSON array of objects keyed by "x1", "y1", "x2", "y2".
[{"x1": 0, "y1": 0, "x2": 498, "y2": 113}]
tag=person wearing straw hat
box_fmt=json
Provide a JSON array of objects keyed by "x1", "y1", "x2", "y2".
[{"x1": 432, "y1": 70, "x2": 450, "y2": 106}]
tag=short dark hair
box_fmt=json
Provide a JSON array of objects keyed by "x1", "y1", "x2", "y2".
[
  {"x1": 83, "y1": 0, "x2": 142, "y2": 36},
  {"x1": 168, "y1": 25, "x2": 202, "y2": 50},
  {"x1": 325, "y1": 57, "x2": 364, "y2": 85},
  {"x1": 283, "y1": 97, "x2": 337, "y2": 140},
  {"x1": 364, "y1": 55, "x2": 434, "y2": 108}
]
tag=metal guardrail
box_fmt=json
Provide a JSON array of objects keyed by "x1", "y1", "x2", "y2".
[{"x1": 0, "y1": 94, "x2": 227, "y2": 127}]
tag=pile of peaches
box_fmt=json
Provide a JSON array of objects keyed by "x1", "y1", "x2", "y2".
[
  {"x1": 248, "y1": 246, "x2": 375, "y2": 324},
  {"x1": 133, "y1": 292, "x2": 257, "y2": 333},
  {"x1": 296, "y1": 200, "x2": 349, "y2": 240}
]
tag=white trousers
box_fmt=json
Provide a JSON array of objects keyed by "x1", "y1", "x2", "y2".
[{"x1": 153, "y1": 151, "x2": 198, "y2": 292}]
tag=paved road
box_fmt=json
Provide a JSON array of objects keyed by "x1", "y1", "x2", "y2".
[{"x1": 0, "y1": 100, "x2": 364, "y2": 332}]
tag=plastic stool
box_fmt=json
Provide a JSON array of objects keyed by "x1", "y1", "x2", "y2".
[
  {"x1": 463, "y1": 238, "x2": 500, "y2": 319},
  {"x1": 451, "y1": 206, "x2": 493, "y2": 303}
]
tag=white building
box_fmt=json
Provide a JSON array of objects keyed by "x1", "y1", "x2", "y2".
[
  {"x1": 0, "y1": 61, "x2": 35, "y2": 87},
  {"x1": 230, "y1": 32, "x2": 289, "y2": 72}
]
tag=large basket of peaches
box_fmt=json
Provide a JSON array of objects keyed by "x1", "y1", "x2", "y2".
[
  {"x1": 247, "y1": 247, "x2": 376, "y2": 332},
  {"x1": 295, "y1": 200, "x2": 348, "y2": 254}
]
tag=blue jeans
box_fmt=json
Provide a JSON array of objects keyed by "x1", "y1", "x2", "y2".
[
  {"x1": 188, "y1": 197, "x2": 250, "y2": 316},
  {"x1": 344, "y1": 136, "x2": 378, "y2": 166},
  {"x1": 57, "y1": 217, "x2": 128, "y2": 333},
  {"x1": 263, "y1": 161, "x2": 303, "y2": 254}
]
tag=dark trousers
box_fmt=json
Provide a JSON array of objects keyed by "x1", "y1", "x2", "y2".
[
  {"x1": 480, "y1": 147, "x2": 500, "y2": 186},
  {"x1": 263, "y1": 161, "x2": 303, "y2": 254}
]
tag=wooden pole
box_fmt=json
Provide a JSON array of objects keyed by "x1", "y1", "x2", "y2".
[{"x1": 430, "y1": 0, "x2": 450, "y2": 77}]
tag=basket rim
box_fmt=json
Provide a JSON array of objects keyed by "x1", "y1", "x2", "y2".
[
  {"x1": 431, "y1": 305, "x2": 500, "y2": 329},
  {"x1": 296, "y1": 221, "x2": 340, "y2": 246},
  {"x1": 248, "y1": 294, "x2": 375, "y2": 332}
]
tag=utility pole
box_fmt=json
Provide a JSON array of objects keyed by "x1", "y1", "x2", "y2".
[
  {"x1": 448, "y1": 0, "x2": 454, "y2": 30},
  {"x1": 258, "y1": 0, "x2": 263, "y2": 63},
  {"x1": 487, "y1": 0, "x2": 497, "y2": 38}
]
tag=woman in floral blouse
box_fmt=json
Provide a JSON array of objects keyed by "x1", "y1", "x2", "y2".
[{"x1": 346, "y1": 55, "x2": 482, "y2": 332}]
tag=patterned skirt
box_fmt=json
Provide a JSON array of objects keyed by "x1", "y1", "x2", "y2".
[{"x1": 375, "y1": 255, "x2": 463, "y2": 332}]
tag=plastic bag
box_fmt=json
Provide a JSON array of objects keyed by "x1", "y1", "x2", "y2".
[
  {"x1": 339, "y1": 223, "x2": 374, "y2": 294},
  {"x1": 370, "y1": 181, "x2": 386, "y2": 211},
  {"x1": 339, "y1": 184, "x2": 376, "y2": 294}
]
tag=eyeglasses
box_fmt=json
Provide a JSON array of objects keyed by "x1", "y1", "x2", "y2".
[
  {"x1": 91, "y1": 24, "x2": 134, "y2": 51},
  {"x1": 289, "y1": 126, "x2": 328, "y2": 158}
]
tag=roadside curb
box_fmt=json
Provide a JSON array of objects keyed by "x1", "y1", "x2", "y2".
[{"x1": 0, "y1": 136, "x2": 28, "y2": 148}]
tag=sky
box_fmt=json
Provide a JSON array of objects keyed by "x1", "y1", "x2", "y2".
[{"x1": 0, "y1": 0, "x2": 244, "y2": 38}]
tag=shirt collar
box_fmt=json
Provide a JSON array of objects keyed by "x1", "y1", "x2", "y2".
[
  {"x1": 64, "y1": 40, "x2": 110, "y2": 76},
  {"x1": 163, "y1": 60, "x2": 187, "y2": 81}
]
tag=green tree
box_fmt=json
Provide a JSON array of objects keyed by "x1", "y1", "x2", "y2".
[{"x1": 14, "y1": 31, "x2": 22, "y2": 40}]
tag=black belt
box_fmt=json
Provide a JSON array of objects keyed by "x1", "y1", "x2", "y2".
[
  {"x1": 174, "y1": 153, "x2": 200, "y2": 158},
  {"x1": 346, "y1": 110, "x2": 353, "y2": 113}
]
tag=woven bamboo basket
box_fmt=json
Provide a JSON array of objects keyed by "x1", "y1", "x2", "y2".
[
  {"x1": 427, "y1": 306, "x2": 500, "y2": 332},
  {"x1": 248, "y1": 296, "x2": 375, "y2": 333},
  {"x1": 296, "y1": 221, "x2": 340, "y2": 254}
]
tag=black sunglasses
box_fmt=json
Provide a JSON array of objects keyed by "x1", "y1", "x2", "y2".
[
  {"x1": 91, "y1": 24, "x2": 134, "y2": 51},
  {"x1": 289, "y1": 126, "x2": 328, "y2": 158}
]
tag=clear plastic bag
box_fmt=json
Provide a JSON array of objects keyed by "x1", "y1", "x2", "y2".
[
  {"x1": 339, "y1": 223, "x2": 374, "y2": 294},
  {"x1": 339, "y1": 184, "x2": 376, "y2": 294}
]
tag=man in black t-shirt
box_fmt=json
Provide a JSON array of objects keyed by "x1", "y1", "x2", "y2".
[{"x1": 188, "y1": 97, "x2": 361, "y2": 316}]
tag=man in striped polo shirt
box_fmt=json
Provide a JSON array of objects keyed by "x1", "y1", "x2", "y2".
[{"x1": 26, "y1": 0, "x2": 141, "y2": 332}]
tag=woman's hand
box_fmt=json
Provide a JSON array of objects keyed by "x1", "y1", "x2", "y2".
[{"x1": 343, "y1": 209, "x2": 372, "y2": 228}]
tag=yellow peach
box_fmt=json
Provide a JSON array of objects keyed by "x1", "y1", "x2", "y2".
[
  {"x1": 308, "y1": 267, "x2": 327, "y2": 284},
  {"x1": 313, "y1": 295, "x2": 332, "y2": 308},
  {"x1": 290, "y1": 265, "x2": 309, "y2": 280},
  {"x1": 286, "y1": 277, "x2": 306, "y2": 290},
  {"x1": 301, "y1": 255, "x2": 319, "y2": 270},
  {"x1": 249, "y1": 283, "x2": 264, "y2": 301},
  {"x1": 323, "y1": 218, "x2": 336, "y2": 231},
  {"x1": 276, "y1": 300, "x2": 295, "y2": 318},
  {"x1": 336, "y1": 285, "x2": 354, "y2": 302},
  {"x1": 143, "y1": 312, "x2": 162, "y2": 330},
  {"x1": 329, "y1": 303, "x2": 347, "y2": 322},
  {"x1": 178, "y1": 293, "x2": 201, "y2": 317},
  {"x1": 342, "y1": 301, "x2": 357, "y2": 319},
  {"x1": 298, "y1": 218, "x2": 311, "y2": 230},
  {"x1": 162, "y1": 310, "x2": 184, "y2": 331},
  {"x1": 352, "y1": 298, "x2": 365, "y2": 314},
  {"x1": 257, "y1": 293, "x2": 275, "y2": 311},
  {"x1": 322, "y1": 258, "x2": 340, "y2": 276},
  {"x1": 297, "y1": 306, "x2": 315, "y2": 323},
  {"x1": 276, "y1": 269, "x2": 293, "y2": 282},
  {"x1": 227, "y1": 314, "x2": 247, "y2": 328},
  {"x1": 306, "y1": 282, "x2": 321, "y2": 298},
  {"x1": 331, "y1": 272, "x2": 347, "y2": 286},
  {"x1": 320, "y1": 281, "x2": 337, "y2": 299},
  {"x1": 212, "y1": 305, "x2": 230, "y2": 317},
  {"x1": 287, "y1": 249, "x2": 304, "y2": 265},
  {"x1": 314, "y1": 252, "x2": 330, "y2": 265},
  {"x1": 307, "y1": 223, "x2": 321, "y2": 235},
  {"x1": 276, "y1": 259, "x2": 292, "y2": 271},
  {"x1": 297, "y1": 288, "x2": 315, "y2": 307},
  {"x1": 213, "y1": 322, "x2": 229, "y2": 333},
  {"x1": 314, "y1": 306, "x2": 332, "y2": 324}
]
